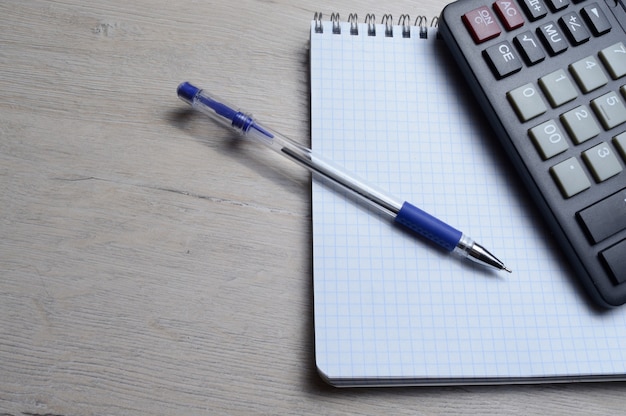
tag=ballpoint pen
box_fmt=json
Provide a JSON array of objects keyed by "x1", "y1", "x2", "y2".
[{"x1": 177, "y1": 82, "x2": 512, "y2": 273}]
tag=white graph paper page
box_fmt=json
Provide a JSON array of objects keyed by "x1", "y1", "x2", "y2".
[{"x1": 310, "y1": 20, "x2": 626, "y2": 386}]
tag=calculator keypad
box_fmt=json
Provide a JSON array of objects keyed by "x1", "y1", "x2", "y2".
[
  {"x1": 442, "y1": 0, "x2": 626, "y2": 305},
  {"x1": 505, "y1": 41, "x2": 626, "y2": 199},
  {"x1": 463, "y1": 4, "x2": 626, "y2": 198}
]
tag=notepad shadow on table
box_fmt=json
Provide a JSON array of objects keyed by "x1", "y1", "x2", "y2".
[{"x1": 309, "y1": 17, "x2": 626, "y2": 387}]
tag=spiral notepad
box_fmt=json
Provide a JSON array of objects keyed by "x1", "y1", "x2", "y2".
[{"x1": 310, "y1": 13, "x2": 626, "y2": 386}]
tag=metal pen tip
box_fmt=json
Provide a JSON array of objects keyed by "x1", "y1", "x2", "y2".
[{"x1": 503, "y1": 266, "x2": 512, "y2": 273}]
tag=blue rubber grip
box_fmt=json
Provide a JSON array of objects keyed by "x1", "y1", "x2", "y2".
[{"x1": 394, "y1": 201, "x2": 462, "y2": 252}]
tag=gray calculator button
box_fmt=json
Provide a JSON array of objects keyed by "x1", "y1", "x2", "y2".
[
  {"x1": 569, "y1": 56, "x2": 608, "y2": 93},
  {"x1": 599, "y1": 42, "x2": 626, "y2": 80},
  {"x1": 614, "y1": 132, "x2": 626, "y2": 161},
  {"x1": 560, "y1": 105, "x2": 600, "y2": 144},
  {"x1": 591, "y1": 91, "x2": 626, "y2": 130},
  {"x1": 539, "y1": 69, "x2": 578, "y2": 107},
  {"x1": 582, "y1": 142, "x2": 623, "y2": 182},
  {"x1": 550, "y1": 157, "x2": 591, "y2": 198},
  {"x1": 507, "y1": 83, "x2": 547, "y2": 121},
  {"x1": 529, "y1": 120, "x2": 569, "y2": 159}
]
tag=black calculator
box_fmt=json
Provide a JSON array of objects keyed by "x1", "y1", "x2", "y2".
[{"x1": 440, "y1": 0, "x2": 626, "y2": 306}]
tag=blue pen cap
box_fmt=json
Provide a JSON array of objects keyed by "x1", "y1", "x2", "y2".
[{"x1": 177, "y1": 82, "x2": 200, "y2": 105}]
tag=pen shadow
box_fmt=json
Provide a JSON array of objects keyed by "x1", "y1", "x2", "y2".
[
  {"x1": 168, "y1": 103, "x2": 325, "y2": 390},
  {"x1": 167, "y1": 107, "x2": 311, "y2": 192}
]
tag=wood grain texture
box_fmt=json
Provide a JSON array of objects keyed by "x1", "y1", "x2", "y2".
[{"x1": 0, "y1": 0, "x2": 625, "y2": 414}]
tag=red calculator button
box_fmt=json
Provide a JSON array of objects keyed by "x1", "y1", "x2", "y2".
[
  {"x1": 493, "y1": 0, "x2": 525, "y2": 30},
  {"x1": 463, "y1": 6, "x2": 502, "y2": 43}
]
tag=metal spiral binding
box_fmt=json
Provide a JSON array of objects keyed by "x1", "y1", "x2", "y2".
[
  {"x1": 348, "y1": 13, "x2": 358, "y2": 36},
  {"x1": 312, "y1": 12, "x2": 439, "y2": 38},
  {"x1": 365, "y1": 14, "x2": 376, "y2": 36},
  {"x1": 313, "y1": 12, "x2": 323, "y2": 34},
  {"x1": 330, "y1": 13, "x2": 341, "y2": 34},
  {"x1": 382, "y1": 14, "x2": 393, "y2": 37},
  {"x1": 399, "y1": 14, "x2": 411, "y2": 38}
]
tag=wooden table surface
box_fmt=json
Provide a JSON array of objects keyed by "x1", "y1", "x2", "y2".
[{"x1": 1, "y1": 0, "x2": 625, "y2": 414}]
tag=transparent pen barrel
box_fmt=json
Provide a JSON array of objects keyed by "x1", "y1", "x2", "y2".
[
  {"x1": 181, "y1": 84, "x2": 403, "y2": 219},
  {"x1": 245, "y1": 123, "x2": 403, "y2": 218}
]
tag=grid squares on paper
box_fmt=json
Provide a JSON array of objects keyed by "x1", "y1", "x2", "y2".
[{"x1": 310, "y1": 19, "x2": 626, "y2": 385}]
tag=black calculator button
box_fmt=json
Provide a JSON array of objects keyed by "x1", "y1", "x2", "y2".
[
  {"x1": 578, "y1": 189, "x2": 626, "y2": 243},
  {"x1": 559, "y1": 12, "x2": 591, "y2": 45},
  {"x1": 514, "y1": 31, "x2": 546, "y2": 64},
  {"x1": 463, "y1": 6, "x2": 502, "y2": 43},
  {"x1": 483, "y1": 41, "x2": 523, "y2": 78},
  {"x1": 600, "y1": 239, "x2": 626, "y2": 284},
  {"x1": 613, "y1": 132, "x2": 626, "y2": 161},
  {"x1": 546, "y1": 0, "x2": 570, "y2": 11},
  {"x1": 581, "y1": 4, "x2": 612, "y2": 36},
  {"x1": 537, "y1": 22, "x2": 569, "y2": 55},
  {"x1": 493, "y1": 0, "x2": 525, "y2": 30},
  {"x1": 520, "y1": 0, "x2": 549, "y2": 20}
]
